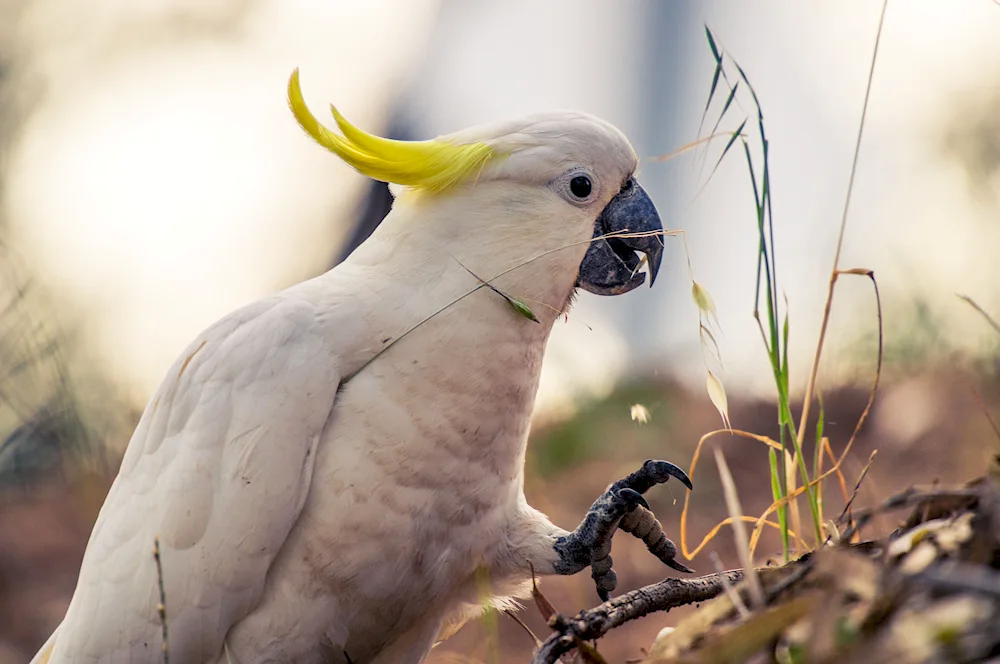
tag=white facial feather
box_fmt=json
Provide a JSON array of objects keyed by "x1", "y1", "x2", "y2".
[{"x1": 449, "y1": 111, "x2": 639, "y2": 197}]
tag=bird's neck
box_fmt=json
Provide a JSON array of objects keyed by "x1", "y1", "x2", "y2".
[
  {"x1": 299, "y1": 185, "x2": 595, "y2": 482},
  {"x1": 343, "y1": 184, "x2": 591, "y2": 329}
]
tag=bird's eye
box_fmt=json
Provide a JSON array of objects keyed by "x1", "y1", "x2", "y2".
[{"x1": 570, "y1": 175, "x2": 592, "y2": 199}]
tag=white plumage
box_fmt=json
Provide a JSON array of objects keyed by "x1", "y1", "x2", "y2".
[{"x1": 35, "y1": 107, "x2": 654, "y2": 664}]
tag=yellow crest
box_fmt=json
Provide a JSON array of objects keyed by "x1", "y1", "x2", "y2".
[{"x1": 288, "y1": 69, "x2": 495, "y2": 193}]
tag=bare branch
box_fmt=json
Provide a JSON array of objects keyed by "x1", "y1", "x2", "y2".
[{"x1": 530, "y1": 570, "x2": 745, "y2": 664}]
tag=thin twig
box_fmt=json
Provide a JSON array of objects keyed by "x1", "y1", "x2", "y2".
[
  {"x1": 838, "y1": 487, "x2": 979, "y2": 542},
  {"x1": 830, "y1": 271, "x2": 884, "y2": 473},
  {"x1": 504, "y1": 609, "x2": 543, "y2": 648},
  {"x1": 153, "y1": 537, "x2": 169, "y2": 664},
  {"x1": 453, "y1": 259, "x2": 540, "y2": 323},
  {"x1": 837, "y1": 450, "x2": 879, "y2": 531},
  {"x1": 764, "y1": 555, "x2": 815, "y2": 603},
  {"x1": 531, "y1": 570, "x2": 745, "y2": 664},
  {"x1": 648, "y1": 131, "x2": 735, "y2": 162},
  {"x1": 914, "y1": 561, "x2": 1000, "y2": 598},
  {"x1": 970, "y1": 382, "x2": 1000, "y2": 445},
  {"x1": 341, "y1": 227, "x2": 678, "y2": 382},
  {"x1": 957, "y1": 294, "x2": 1000, "y2": 335},
  {"x1": 714, "y1": 448, "x2": 765, "y2": 608},
  {"x1": 795, "y1": 0, "x2": 889, "y2": 454},
  {"x1": 710, "y1": 552, "x2": 748, "y2": 617}
]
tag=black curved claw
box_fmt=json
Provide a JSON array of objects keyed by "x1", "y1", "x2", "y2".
[
  {"x1": 667, "y1": 558, "x2": 695, "y2": 574},
  {"x1": 612, "y1": 459, "x2": 693, "y2": 494},
  {"x1": 655, "y1": 459, "x2": 694, "y2": 491},
  {"x1": 591, "y1": 556, "x2": 617, "y2": 602},
  {"x1": 616, "y1": 488, "x2": 650, "y2": 511}
]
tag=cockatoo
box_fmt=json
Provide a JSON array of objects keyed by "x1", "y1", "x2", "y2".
[{"x1": 32, "y1": 70, "x2": 692, "y2": 664}]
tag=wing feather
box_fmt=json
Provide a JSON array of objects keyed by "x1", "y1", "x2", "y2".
[{"x1": 48, "y1": 295, "x2": 342, "y2": 663}]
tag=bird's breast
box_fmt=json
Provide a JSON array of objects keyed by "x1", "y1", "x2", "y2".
[{"x1": 273, "y1": 303, "x2": 551, "y2": 657}]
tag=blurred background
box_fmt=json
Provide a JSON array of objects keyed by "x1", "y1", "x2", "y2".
[{"x1": 1, "y1": 1, "x2": 999, "y2": 661}]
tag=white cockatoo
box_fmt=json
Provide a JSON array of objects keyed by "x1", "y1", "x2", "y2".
[{"x1": 32, "y1": 70, "x2": 692, "y2": 664}]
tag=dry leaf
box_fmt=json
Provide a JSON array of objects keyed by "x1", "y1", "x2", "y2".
[
  {"x1": 706, "y1": 370, "x2": 731, "y2": 429},
  {"x1": 531, "y1": 567, "x2": 557, "y2": 622},
  {"x1": 647, "y1": 596, "x2": 816, "y2": 663}
]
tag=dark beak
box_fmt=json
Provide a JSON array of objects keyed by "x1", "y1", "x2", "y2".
[{"x1": 576, "y1": 178, "x2": 664, "y2": 296}]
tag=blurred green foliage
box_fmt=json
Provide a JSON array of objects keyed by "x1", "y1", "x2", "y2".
[{"x1": 528, "y1": 381, "x2": 674, "y2": 478}]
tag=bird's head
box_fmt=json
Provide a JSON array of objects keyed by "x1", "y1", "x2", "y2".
[{"x1": 289, "y1": 70, "x2": 664, "y2": 312}]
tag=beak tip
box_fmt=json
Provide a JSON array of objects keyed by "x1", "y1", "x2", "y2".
[{"x1": 647, "y1": 248, "x2": 664, "y2": 288}]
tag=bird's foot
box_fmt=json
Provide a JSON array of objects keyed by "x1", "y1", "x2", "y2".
[{"x1": 553, "y1": 459, "x2": 693, "y2": 601}]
